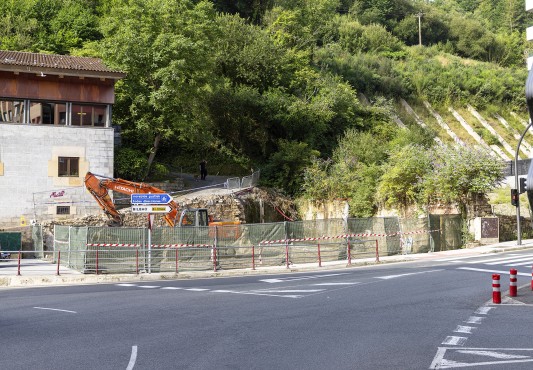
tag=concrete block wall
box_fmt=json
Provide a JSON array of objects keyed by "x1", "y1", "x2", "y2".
[{"x1": 0, "y1": 124, "x2": 114, "y2": 227}]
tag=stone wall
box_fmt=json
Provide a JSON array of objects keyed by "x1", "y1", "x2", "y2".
[{"x1": 0, "y1": 124, "x2": 113, "y2": 227}]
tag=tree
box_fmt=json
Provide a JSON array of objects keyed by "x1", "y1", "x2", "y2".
[
  {"x1": 377, "y1": 144, "x2": 432, "y2": 211},
  {"x1": 98, "y1": 0, "x2": 220, "y2": 179},
  {"x1": 420, "y1": 145, "x2": 505, "y2": 217}
]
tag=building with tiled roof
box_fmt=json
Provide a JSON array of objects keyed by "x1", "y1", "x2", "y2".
[{"x1": 0, "y1": 51, "x2": 125, "y2": 226}]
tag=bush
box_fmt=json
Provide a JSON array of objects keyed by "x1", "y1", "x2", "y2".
[
  {"x1": 147, "y1": 163, "x2": 170, "y2": 181},
  {"x1": 114, "y1": 148, "x2": 148, "y2": 180}
]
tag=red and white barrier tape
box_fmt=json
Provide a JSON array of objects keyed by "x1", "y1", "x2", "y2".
[
  {"x1": 258, "y1": 229, "x2": 440, "y2": 245},
  {"x1": 87, "y1": 243, "x2": 213, "y2": 248}
]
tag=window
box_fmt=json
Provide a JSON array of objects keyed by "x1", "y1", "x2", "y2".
[
  {"x1": 71, "y1": 104, "x2": 107, "y2": 126},
  {"x1": 58, "y1": 157, "x2": 79, "y2": 177},
  {"x1": 0, "y1": 99, "x2": 25, "y2": 123},
  {"x1": 29, "y1": 101, "x2": 66, "y2": 125},
  {"x1": 56, "y1": 206, "x2": 70, "y2": 215}
]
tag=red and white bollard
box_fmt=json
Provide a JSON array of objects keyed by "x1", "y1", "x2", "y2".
[
  {"x1": 510, "y1": 268, "x2": 517, "y2": 297},
  {"x1": 492, "y1": 274, "x2": 501, "y2": 304}
]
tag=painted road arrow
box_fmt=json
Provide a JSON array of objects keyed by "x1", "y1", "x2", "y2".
[{"x1": 131, "y1": 193, "x2": 172, "y2": 204}]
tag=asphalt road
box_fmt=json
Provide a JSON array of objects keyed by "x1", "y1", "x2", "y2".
[{"x1": 2, "y1": 250, "x2": 533, "y2": 369}]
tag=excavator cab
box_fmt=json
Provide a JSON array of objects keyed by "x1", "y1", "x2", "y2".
[{"x1": 178, "y1": 208, "x2": 209, "y2": 227}]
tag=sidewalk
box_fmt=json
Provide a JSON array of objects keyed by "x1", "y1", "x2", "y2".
[{"x1": 1, "y1": 239, "x2": 533, "y2": 288}]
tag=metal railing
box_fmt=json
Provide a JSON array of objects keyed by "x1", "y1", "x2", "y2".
[{"x1": 0, "y1": 238, "x2": 381, "y2": 276}]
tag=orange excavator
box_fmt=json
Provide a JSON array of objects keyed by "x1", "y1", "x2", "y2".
[{"x1": 84, "y1": 172, "x2": 208, "y2": 227}]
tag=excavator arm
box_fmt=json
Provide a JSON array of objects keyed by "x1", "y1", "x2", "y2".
[{"x1": 84, "y1": 172, "x2": 179, "y2": 226}]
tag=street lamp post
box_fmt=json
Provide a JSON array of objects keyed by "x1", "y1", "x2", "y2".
[{"x1": 514, "y1": 122, "x2": 532, "y2": 245}]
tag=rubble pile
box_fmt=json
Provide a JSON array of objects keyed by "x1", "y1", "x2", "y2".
[{"x1": 41, "y1": 187, "x2": 297, "y2": 231}]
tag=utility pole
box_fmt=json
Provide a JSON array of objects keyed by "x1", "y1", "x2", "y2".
[{"x1": 415, "y1": 12, "x2": 423, "y2": 47}]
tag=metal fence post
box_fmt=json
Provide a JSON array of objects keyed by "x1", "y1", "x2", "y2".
[
  {"x1": 17, "y1": 251, "x2": 21, "y2": 276},
  {"x1": 175, "y1": 246, "x2": 179, "y2": 274},
  {"x1": 347, "y1": 239, "x2": 352, "y2": 266},
  {"x1": 56, "y1": 250, "x2": 61, "y2": 276},
  {"x1": 317, "y1": 242, "x2": 322, "y2": 267},
  {"x1": 213, "y1": 226, "x2": 218, "y2": 272},
  {"x1": 284, "y1": 221, "x2": 289, "y2": 269},
  {"x1": 96, "y1": 247, "x2": 99, "y2": 275},
  {"x1": 252, "y1": 245, "x2": 255, "y2": 270},
  {"x1": 375, "y1": 240, "x2": 380, "y2": 263},
  {"x1": 68, "y1": 226, "x2": 71, "y2": 268},
  {"x1": 136, "y1": 248, "x2": 139, "y2": 275}
]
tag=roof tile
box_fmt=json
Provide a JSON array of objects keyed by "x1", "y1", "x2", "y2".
[{"x1": 0, "y1": 50, "x2": 123, "y2": 74}]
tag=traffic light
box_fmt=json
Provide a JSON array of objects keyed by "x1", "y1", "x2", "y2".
[
  {"x1": 511, "y1": 189, "x2": 519, "y2": 207},
  {"x1": 520, "y1": 177, "x2": 527, "y2": 194}
]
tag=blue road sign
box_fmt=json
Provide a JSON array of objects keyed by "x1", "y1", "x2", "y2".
[{"x1": 131, "y1": 193, "x2": 172, "y2": 204}]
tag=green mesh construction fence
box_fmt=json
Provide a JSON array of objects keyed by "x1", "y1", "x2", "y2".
[
  {"x1": 0, "y1": 232, "x2": 21, "y2": 252},
  {"x1": 32, "y1": 225, "x2": 44, "y2": 258},
  {"x1": 50, "y1": 216, "x2": 458, "y2": 274}
]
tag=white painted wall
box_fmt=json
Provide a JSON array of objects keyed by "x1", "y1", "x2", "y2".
[
  {"x1": 527, "y1": 0, "x2": 533, "y2": 12},
  {"x1": 0, "y1": 124, "x2": 113, "y2": 226}
]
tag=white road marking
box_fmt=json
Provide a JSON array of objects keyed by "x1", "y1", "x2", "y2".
[
  {"x1": 457, "y1": 267, "x2": 530, "y2": 276},
  {"x1": 138, "y1": 285, "x2": 160, "y2": 289},
  {"x1": 467, "y1": 253, "x2": 533, "y2": 264},
  {"x1": 252, "y1": 289, "x2": 324, "y2": 293},
  {"x1": 312, "y1": 282, "x2": 360, "y2": 286},
  {"x1": 442, "y1": 336, "x2": 467, "y2": 346},
  {"x1": 160, "y1": 287, "x2": 183, "y2": 290},
  {"x1": 484, "y1": 254, "x2": 533, "y2": 265},
  {"x1": 465, "y1": 316, "x2": 483, "y2": 324},
  {"x1": 210, "y1": 290, "x2": 235, "y2": 293},
  {"x1": 505, "y1": 259, "x2": 533, "y2": 266},
  {"x1": 375, "y1": 269, "x2": 443, "y2": 280},
  {"x1": 430, "y1": 347, "x2": 533, "y2": 369},
  {"x1": 116, "y1": 283, "x2": 137, "y2": 287},
  {"x1": 457, "y1": 350, "x2": 530, "y2": 359},
  {"x1": 435, "y1": 254, "x2": 505, "y2": 262},
  {"x1": 474, "y1": 307, "x2": 492, "y2": 315},
  {"x1": 126, "y1": 345, "x2": 137, "y2": 370},
  {"x1": 34, "y1": 307, "x2": 77, "y2": 314},
  {"x1": 185, "y1": 288, "x2": 209, "y2": 291},
  {"x1": 259, "y1": 273, "x2": 349, "y2": 283},
  {"x1": 454, "y1": 326, "x2": 474, "y2": 334}
]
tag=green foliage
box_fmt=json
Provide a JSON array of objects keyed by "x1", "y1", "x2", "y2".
[
  {"x1": 0, "y1": 0, "x2": 100, "y2": 53},
  {"x1": 377, "y1": 144, "x2": 432, "y2": 210},
  {"x1": 0, "y1": 0, "x2": 525, "y2": 206},
  {"x1": 147, "y1": 163, "x2": 170, "y2": 181},
  {"x1": 421, "y1": 145, "x2": 506, "y2": 215},
  {"x1": 115, "y1": 148, "x2": 148, "y2": 180},
  {"x1": 261, "y1": 140, "x2": 319, "y2": 195}
]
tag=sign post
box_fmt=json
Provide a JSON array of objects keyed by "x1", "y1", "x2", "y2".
[
  {"x1": 147, "y1": 214, "x2": 155, "y2": 273},
  {"x1": 130, "y1": 193, "x2": 173, "y2": 274}
]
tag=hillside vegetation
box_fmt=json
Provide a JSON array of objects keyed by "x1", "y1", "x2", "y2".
[{"x1": 1, "y1": 0, "x2": 532, "y2": 217}]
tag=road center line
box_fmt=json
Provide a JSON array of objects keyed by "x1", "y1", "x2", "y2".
[
  {"x1": 34, "y1": 307, "x2": 77, "y2": 314},
  {"x1": 126, "y1": 345, "x2": 137, "y2": 370}
]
